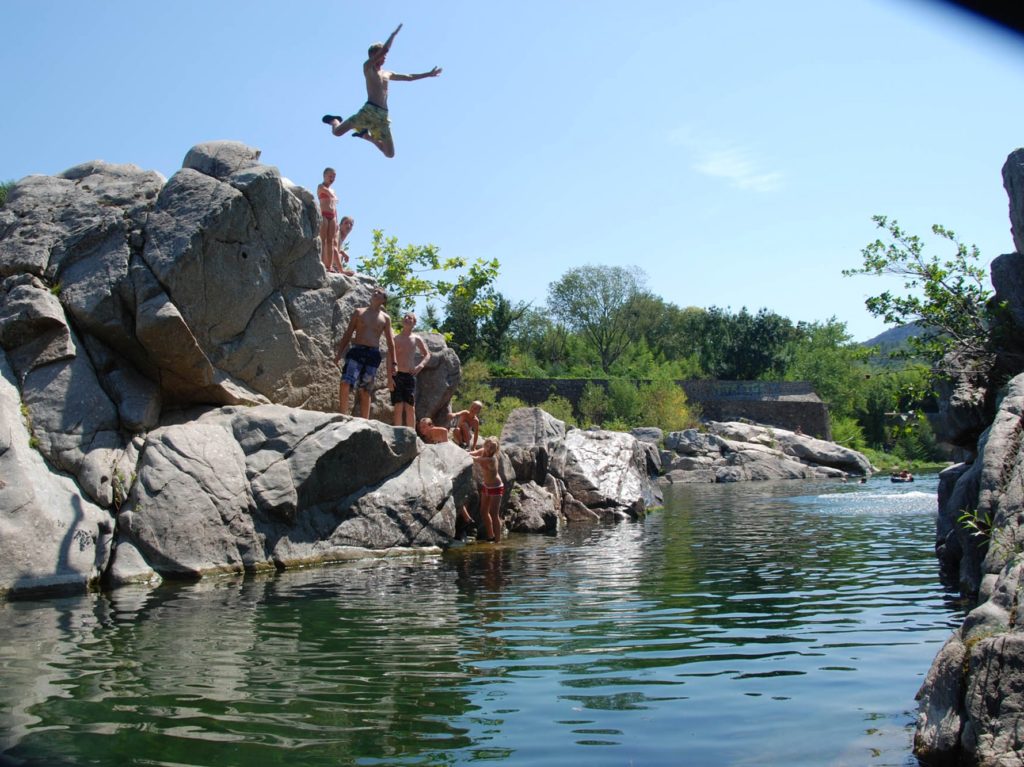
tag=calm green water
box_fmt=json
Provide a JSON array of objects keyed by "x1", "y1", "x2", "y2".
[{"x1": 0, "y1": 475, "x2": 961, "y2": 767}]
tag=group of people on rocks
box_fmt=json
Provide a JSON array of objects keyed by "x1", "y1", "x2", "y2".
[
  {"x1": 317, "y1": 27, "x2": 501, "y2": 539},
  {"x1": 332, "y1": 287, "x2": 503, "y2": 542},
  {"x1": 331, "y1": 286, "x2": 502, "y2": 540}
]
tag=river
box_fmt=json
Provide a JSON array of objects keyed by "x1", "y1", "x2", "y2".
[{"x1": 0, "y1": 474, "x2": 962, "y2": 766}]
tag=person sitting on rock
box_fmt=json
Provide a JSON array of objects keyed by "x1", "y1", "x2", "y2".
[
  {"x1": 322, "y1": 23, "x2": 442, "y2": 159},
  {"x1": 334, "y1": 288, "x2": 395, "y2": 419},
  {"x1": 416, "y1": 417, "x2": 449, "y2": 444},
  {"x1": 451, "y1": 400, "x2": 483, "y2": 450},
  {"x1": 336, "y1": 215, "x2": 355, "y2": 276},
  {"x1": 392, "y1": 312, "x2": 430, "y2": 428}
]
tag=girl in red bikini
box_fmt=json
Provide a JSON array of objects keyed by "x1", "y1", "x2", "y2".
[
  {"x1": 317, "y1": 168, "x2": 342, "y2": 272},
  {"x1": 470, "y1": 437, "x2": 504, "y2": 542}
]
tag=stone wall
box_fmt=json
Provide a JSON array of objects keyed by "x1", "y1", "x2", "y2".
[{"x1": 488, "y1": 378, "x2": 832, "y2": 439}]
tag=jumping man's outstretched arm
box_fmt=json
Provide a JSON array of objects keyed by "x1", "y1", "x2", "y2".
[
  {"x1": 368, "y1": 23, "x2": 402, "y2": 67},
  {"x1": 390, "y1": 67, "x2": 443, "y2": 82}
]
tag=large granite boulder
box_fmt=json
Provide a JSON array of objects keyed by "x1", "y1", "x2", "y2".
[
  {"x1": 0, "y1": 141, "x2": 469, "y2": 596},
  {"x1": 551, "y1": 428, "x2": 661, "y2": 517},
  {"x1": 506, "y1": 480, "x2": 562, "y2": 534},
  {"x1": 933, "y1": 349, "x2": 996, "y2": 451},
  {"x1": 118, "y1": 405, "x2": 475, "y2": 578},
  {"x1": 500, "y1": 407, "x2": 661, "y2": 522},
  {"x1": 661, "y1": 422, "x2": 866, "y2": 483},
  {"x1": 1, "y1": 141, "x2": 462, "y2": 418},
  {"x1": 0, "y1": 350, "x2": 114, "y2": 596}
]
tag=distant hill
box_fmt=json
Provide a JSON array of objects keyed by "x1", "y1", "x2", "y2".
[{"x1": 861, "y1": 322, "x2": 926, "y2": 363}]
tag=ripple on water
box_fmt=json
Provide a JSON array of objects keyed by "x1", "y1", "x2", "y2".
[{"x1": 0, "y1": 475, "x2": 959, "y2": 767}]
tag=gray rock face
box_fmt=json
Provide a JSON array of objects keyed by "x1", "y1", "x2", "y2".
[
  {"x1": 1003, "y1": 148, "x2": 1024, "y2": 255},
  {"x1": 661, "y1": 421, "x2": 868, "y2": 483},
  {"x1": 551, "y1": 428, "x2": 661, "y2": 515},
  {"x1": 934, "y1": 349, "x2": 995, "y2": 450},
  {"x1": 506, "y1": 480, "x2": 562, "y2": 534},
  {"x1": 500, "y1": 407, "x2": 661, "y2": 523},
  {"x1": 118, "y1": 405, "x2": 474, "y2": 578},
  {"x1": 916, "y1": 148, "x2": 1024, "y2": 767},
  {"x1": 991, "y1": 252, "x2": 1024, "y2": 375},
  {"x1": 916, "y1": 373, "x2": 1024, "y2": 764},
  {"x1": 0, "y1": 141, "x2": 469, "y2": 596},
  {"x1": 0, "y1": 350, "x2": 114, "y2": 596}
]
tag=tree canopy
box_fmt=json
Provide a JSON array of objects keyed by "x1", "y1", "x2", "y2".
[
  {"x1": 356, "y1": 229, "x2": 500, "y2": 324},
  {"x1": 844, "y1": 215, "x2": 995, "y2": 362},
  {"x1": 547, "y1": 265, "x2": 647, "y2": 373}
]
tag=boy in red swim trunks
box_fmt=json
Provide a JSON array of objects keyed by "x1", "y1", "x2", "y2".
[
  {"x1": 322, "y1": 23, "x2": 442, "y2": 158},
  {"x1": 470, "y1": 437, "x2": 503, "y2": 542}
]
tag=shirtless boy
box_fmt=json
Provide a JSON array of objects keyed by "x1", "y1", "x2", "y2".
[
  {"x1": 317, "y1": 168, "x2": 341, "y2": 271},
  {"x1": 451, "y1": 401, "x2": 483, "y2": 450},
  {"x1": 337, "y1": 215, "x2": 355, "y2": 276},
  {"x1": 322, "y1": 23, "x2": 442, "y2": 158},
  {"x1": 391, "y1": 312, "x2": 431, "y2": 427},
  {"x1": 334, "y1": 288, "x2": 396, "y2": 418},
  {"x1": 470, "y1": 437, "x2": 503, "y2": 542}
]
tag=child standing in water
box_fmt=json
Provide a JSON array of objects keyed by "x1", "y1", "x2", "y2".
[{"x1": 470, "y1": 437, "x2": 503, "y2": 542}]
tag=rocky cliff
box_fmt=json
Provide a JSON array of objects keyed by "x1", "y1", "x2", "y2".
[
  {"x1": 0, "y1": 141, "x2": 470, "y2": 595},
  {"x1": 915, "y1": 148, "x2": 1024, "y2": 766},
  {"x1": 0, "y1": 141, "x2": 665, "y2": 598}
]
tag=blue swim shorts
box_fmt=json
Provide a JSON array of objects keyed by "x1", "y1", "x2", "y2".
[{"x1": 341, "y1": 344, "x2": 382, "y2": 390}]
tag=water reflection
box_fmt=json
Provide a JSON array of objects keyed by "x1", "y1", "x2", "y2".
[{"x1": 0, "y1": 476, "x2": 960, "y2": 767}]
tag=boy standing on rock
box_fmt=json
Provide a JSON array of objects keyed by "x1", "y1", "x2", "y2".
[
  {"x1": 392, "y1": 312, "x2": 431, "y2": 428},
  {"x1": 322, "y1": 23, "x2": 442, "y2": 158},
  {"x1": 334, "y1": 288, "x2": 396, "y2": 418}
]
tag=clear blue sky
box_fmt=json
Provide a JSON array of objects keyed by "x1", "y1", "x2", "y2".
[{"x1": 4, "y1": 0, "x2": 1024, "y2": 341}]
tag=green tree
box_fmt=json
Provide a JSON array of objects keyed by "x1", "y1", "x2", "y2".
[
  {"x1": 844, "y1": 215, "x2": 994, "y2": 362},
  {"x1": 479, "y1": 294, "x2": 529, "y2": 362},
  {"x1": 0, "y1": 180, "x2": 13, "y2": 207},
  {"x1": 783, "y1": 319, "x2": 870, "y2": 419},
  {"x1": 579, "y1": 381, "x2": 611, "y2": 426},
  {"x1": 510, "y1": 307, "x2": 577, "y2": 374},
  {"x1": 357, "y1": 229, "x2": 500, "y2": 323},
  {"x1": 637, "y1": 379, "x2": 698, "y2": 432},
  {"x1": 696, "y1": 307, "x2": 797, "y2": 380},
  {"x1": 441, "y1": 292, "x2": 479, "y2": 357},
  {"x1": 607, "y1": 378, "x2": 642, "y2": 424},
  {"x1": 830, "y1": 415, "x2": 868, "y2": 452},
  {"x1": 624, "y1": 293, "x2": 705, "y2": 371},
  {"x1": 537, "y1": 393, "x2": 577, "y2": 426},
  {"x1": 855, "y1": 364, "x2": 932, "y2": 449},
  {"x1": 547, "y1": 265, "x2": 647, "y2": 373}
]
